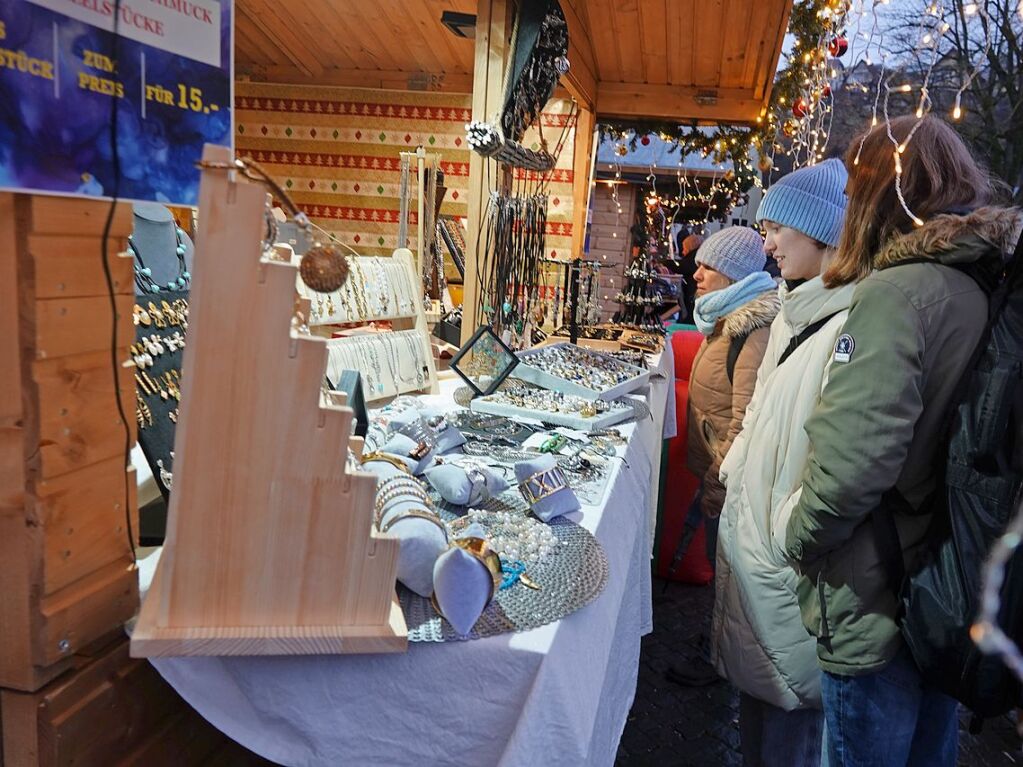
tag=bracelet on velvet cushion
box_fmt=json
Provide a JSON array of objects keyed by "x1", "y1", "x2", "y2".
[
  {"x1": 377, "y1": 499, "x2": 449, "y2": 597},
  {"x1": 514, "y1": 454, "x2": 581, "y2": 522},
  {"x1": 362, "y1": 451, "x2": 412, "y2": 475},
  {"x1": 431, "y1": 531, "x2": 503, "y2": 636},
  {"x1": 424, "y1": 460, "x2": 510, "y2": 506},
  {"x1": 518, "y1": 465, "x2": 569, "y2": 505}
]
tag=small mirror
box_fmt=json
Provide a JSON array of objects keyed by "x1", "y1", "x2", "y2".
[{"x1": 450, "y1": 325, "x2": 519, "y2": 397}]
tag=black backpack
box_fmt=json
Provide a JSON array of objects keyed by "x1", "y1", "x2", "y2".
[{"x1": 873, "y1": 230, "x2": 1023, "y2": 718}]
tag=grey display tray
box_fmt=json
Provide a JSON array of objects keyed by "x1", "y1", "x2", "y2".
[{"x1": 511, "y1": 342, "x2": 650, "y2": 401}]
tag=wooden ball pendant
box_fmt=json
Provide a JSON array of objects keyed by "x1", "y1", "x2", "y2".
[{"x1": 299, "y1": 245, "x2": 349, "y2": 293}]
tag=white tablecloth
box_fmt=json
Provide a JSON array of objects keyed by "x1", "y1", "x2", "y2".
[{"x1": 145, "y1": 351, "x2": 674, "y2": 767}]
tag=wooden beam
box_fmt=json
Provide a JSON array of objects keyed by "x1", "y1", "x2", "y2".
[
  {"x1": 754, "y1": 0, "x2": 792, "y2": 103},
  {"x1": 571, "y1": 106, "x2": 596, "y2": 259},
  {"x1": 559, "y1": 0, "x2": 597, "y2": 110},
  {"x1": 596, "y1": 82, "x2": 761, "y2": 123},
  {"x1": 237, "y1": 65, "x2": 474, "y2": 93},
  {"x1": 460, "y1": 0, "x2": 512, "y2": 345}
]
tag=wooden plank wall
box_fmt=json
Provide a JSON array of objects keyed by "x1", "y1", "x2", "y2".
[
  {"x1": 1, "y1": 634, "x2": 274, "y2": 766},
  {"x1": 0, "y1": 195, "x2": 138, "y2": 694},
  {"x1": 0, "y1": 193, "x2": 272, "y2": 765}
]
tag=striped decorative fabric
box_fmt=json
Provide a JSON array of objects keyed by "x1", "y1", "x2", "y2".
[{"x1": 235, "y1": 83, "x2": 578, "y2": 259}]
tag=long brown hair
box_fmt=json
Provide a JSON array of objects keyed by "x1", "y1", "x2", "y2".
[{"x1": 823, "y1": 115, "x2": 993, "y2": 287}]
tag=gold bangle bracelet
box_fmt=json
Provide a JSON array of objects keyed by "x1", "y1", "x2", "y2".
[
  {"x1": 379, "y1": 507, "x2": 448, "y2": 537},
  {"x1": 374, "y1": 489, "x2": 434, "y2": 525},
  {"x1": 361, "y1": 451, "x2": 411, "y2": 475}
]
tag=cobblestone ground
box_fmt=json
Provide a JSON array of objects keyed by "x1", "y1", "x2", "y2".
[{"x1": 616, "y1": 579, "x2": 1022, "y2": 767}]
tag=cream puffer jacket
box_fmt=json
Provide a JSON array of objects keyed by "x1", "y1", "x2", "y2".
[{"x1": 710, "y1": 276, "x2": 856, "y2": 711}]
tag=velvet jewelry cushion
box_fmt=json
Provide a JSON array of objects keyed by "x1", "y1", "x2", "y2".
[
  {"x1": 423, "y1": 462, "x2": 510, "y2": 506},
  {"x1": 514, "y1": 455, "x2": 580, "y2": 522},
  {"x1": 432, "y1": 523, "x2": 496, "y2": 636},
  {"x1": 379, "y1": 433, "x2": 433, "y2": 475},
  {"x1": 433, "y1": 424, "x2": 466, "y2": 454},
  {"x1": 378, "y1": 499, "x2": 448, "y2": 597}
]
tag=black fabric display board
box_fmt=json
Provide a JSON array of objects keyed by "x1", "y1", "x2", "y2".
[
  {"x1": 134, "y1": 289, "x2": 188, "y2": 503},
  {"x1": 139, "y1": 496, "x2": 168, "y2": 547},
  {"x1": 326, "y1": 369, "x2": 369, "y2": 438}
]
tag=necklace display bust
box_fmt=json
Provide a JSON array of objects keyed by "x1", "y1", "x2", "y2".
[{"x1": 130, "y1": 202, "x2": 195, "y2": 296}]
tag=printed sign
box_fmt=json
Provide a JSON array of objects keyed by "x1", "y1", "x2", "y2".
[{"x1": 0, "y1": 0, "x2": 232, "y2": 205}]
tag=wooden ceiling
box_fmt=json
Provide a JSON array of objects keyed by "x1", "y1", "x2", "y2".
[{"x1": 235, "y1": 0, "x2": 791, "y2": 124}]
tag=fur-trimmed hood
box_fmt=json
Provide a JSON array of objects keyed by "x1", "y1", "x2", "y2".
[
  {"x1": 721, "y1": 288, "x2": 782, "y2": 339},
  {"x1": 876, "y1": 205, "x2": 1022, "y2": 269}
]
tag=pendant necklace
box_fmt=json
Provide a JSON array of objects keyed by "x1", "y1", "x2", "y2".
[{"x1": 130, "y1": 226, "x2": 190, "y2": 294}]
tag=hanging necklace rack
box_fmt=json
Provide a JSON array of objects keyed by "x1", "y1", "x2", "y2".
[{"x1": 305, "y1": 247, "x2": 439, "y2": 403}]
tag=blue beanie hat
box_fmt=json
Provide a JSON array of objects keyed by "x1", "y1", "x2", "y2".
[
  {"x1": 756, "y1": 158, "x2": 848, "y2": 247},
  {"x1": 694, "y1": 226, "x2": 766, "y2": 281}
]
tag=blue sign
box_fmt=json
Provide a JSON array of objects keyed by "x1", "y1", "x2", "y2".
[{"x1": 0, "y1": 0, "x2": 232, "y2": 205}]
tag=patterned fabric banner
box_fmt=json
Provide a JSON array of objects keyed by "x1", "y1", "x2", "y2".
[{"x1": 235, "y1": 83, "x2": 577, "y2": 259}]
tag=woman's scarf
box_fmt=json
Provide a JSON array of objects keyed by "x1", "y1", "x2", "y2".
[{"x1": 692, "y1": 271, "x2": 777, "y2": 336}]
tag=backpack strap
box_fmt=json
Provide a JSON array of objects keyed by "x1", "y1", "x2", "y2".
[
  {"x1": 872, "y1": 490, "x2": 910, "y2": 595},
  {"x1": 777, "y1": 311, "x2": 844, "y2": 367},
  {"x1": 726, "y1": 332, "x2": 749, "y2": 385}
]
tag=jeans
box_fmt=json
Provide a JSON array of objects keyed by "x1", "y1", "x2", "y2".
[
  {"x1": 739, "y1": 693, "x2": 824, "y2": 767},
  {"x1": 821, "y1": 647, "x2": 958, "y2": 767},
  {"x1": 682, "y1": 484, "x2": 719, "y2": 572}
]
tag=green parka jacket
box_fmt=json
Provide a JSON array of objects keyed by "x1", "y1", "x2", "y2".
[{"x1": 785, "y1": 206, "x2": 1022, "y2": 676}]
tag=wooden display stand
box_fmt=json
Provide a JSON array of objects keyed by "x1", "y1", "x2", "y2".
[{"x1": 131, "y1": 146, "x2": 407, "y2": 657}]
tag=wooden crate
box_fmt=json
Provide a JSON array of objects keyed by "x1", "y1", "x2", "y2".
[
  {"x1": 1, "y1": 634, "x2": 275, "y2": 767},
  {"x1": 0, "y1": 194, "x2": 138, "y2": 692}
]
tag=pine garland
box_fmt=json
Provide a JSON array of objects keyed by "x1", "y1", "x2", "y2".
[{"x1": 599, "y1": 0, "x2": 848, "y2": 213}]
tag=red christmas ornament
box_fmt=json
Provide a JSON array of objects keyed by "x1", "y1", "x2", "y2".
[
  {"x1": 821, "y1": 84, "x2": 832, "y2": 98},
  {"x1": 641, "y1": 135, "x2": 651, "y2": 146},
  {"x1": 792, "y1": 97, "x2": 809, "y2": 119},
  {"x1": 828, "y1": 36, "x2": 848, "y2": 57}
]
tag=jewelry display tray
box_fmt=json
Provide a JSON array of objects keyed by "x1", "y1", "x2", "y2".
[
  {"x1": 511, "y1": 342, "x2": 651, "y2": 401},
  {"x1": 469, "y1": 397, "x2": 634, "y2": 433}
]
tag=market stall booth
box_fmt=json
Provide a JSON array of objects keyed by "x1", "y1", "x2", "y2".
[{"x1": 0, "y1": 0, "x2": 791, "y2": 764}]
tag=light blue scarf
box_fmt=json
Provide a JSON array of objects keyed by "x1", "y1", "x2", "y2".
[{"x1": 693, "y1": 271, "x2": 778, "y2": 336}]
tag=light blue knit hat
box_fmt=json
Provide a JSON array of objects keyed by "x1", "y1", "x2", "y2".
[
  {"x1": 756, "y1": 158, "x2": 848, "y2": 247},
  {"x1": 694, "y1": 226, "x2": 766, "y2": 281}
]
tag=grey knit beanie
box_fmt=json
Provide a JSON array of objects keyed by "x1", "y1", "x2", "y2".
[
  {"x1": 694, "y1": 226, "x2": 766, "y2": 281},
  {"x1": 756, "y1": 158, "x2": 848, "y2": 247}
]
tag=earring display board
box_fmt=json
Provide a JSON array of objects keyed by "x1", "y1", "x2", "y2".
[
  {"x1": 132, "y1": 292, "x2": 189, "y2": 501},
  {"x1": 131, "y1": 145, "x2": 407, "y2": 658}
]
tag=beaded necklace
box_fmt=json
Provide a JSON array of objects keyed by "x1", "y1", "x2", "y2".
[{"x1": 130, "y1": 227, "x2": 190, "y2": 294}]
